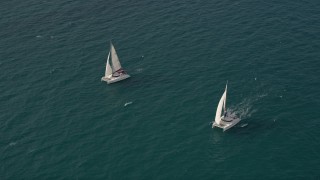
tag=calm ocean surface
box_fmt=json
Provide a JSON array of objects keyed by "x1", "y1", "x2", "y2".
[{"x1": 1, "y1": 0, "x2": 320, "y2": 179}]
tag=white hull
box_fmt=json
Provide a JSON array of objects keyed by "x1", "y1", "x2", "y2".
[
  {"x1": 101, "y1": 74, "x2": 130, "y2": 84},
  {"x1": 212, "y1": 116, "x2": 241, "y2": 132}
]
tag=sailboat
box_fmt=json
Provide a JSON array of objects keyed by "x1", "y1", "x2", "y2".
[
  {"x1": 101, "y1": 42, "x2": 130, "y2": 84},
  {"x1": 212, "y1": 83, "x2": 240, "y2": 131}
]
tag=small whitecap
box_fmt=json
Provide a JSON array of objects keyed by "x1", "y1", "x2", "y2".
[
  {"x1": 124, "y1": 102, "x2": 133, "y2": 107},
  {"x1": 240, "y1": 123, "x2": 248, "y2": 127},
  {"x1": 36, "y1": 35, "x2": 42, "y2": 38},
  {"x1": 49, "y1": 68, "x2": 57, "y2": 74},
  {"x1": 258, "y1": 93, "x2": 268, "y2": 98},
  {"x1": 9, "y1": 142, "x2": 17, "y2": 146},
  {"x1": 27, "y1": 149, "x2": 36, "y2": 154}
]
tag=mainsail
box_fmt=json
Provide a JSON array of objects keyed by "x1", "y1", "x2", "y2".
[
  {"x1": 223, "y1": 84, "x2": 227, "y2": 113},
  {"x1": 110, "y1": 43, "x2": 122, "y2": 71},
  {"x1": 215, "y1": 84, "x2": 227, "y2": 125},
  {"x1": 105, "y1": 52, "x2": 112, "y2": 77}
]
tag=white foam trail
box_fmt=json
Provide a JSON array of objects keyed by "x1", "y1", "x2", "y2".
[
  {"x1": 124, "y1": 102, "x2": 132, "y2": 107},
  {"x1": 226, "y1": 93, "x2": 266, "y2": 120}
]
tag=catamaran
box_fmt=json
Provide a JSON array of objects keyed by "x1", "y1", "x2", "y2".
[
  {"x1": 212, "y1": 83, "x2": 240, "y2": 131},
  {"x1": 101, "y1": 42, "x2": 130, "y2": 84}
]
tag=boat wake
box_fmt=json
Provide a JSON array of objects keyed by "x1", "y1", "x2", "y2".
[
  {"x1": 226, "y1": 94, "x2": 265, "y2": 120},
  {"x1": 227, "y1": 104, "x2": 253, "y2": 121}
]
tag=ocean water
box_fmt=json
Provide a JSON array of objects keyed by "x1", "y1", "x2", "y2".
[{"x1": 1, "y1": 0, "x2": 320, "y2": 179}]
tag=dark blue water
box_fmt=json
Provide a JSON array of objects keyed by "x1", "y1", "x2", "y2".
[{"x1": 1, "y1": 0, "x2": 320, "y2": 179}]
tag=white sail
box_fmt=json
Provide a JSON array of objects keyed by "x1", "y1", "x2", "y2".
[
  {"x1": 110, "y1": 43, "x2": 122, "y2": 71},
  {"x1": 215, "y1": 86, "x2": 227, "y2": 125},
  {"x1": 223, "y1": 84, "x2": 227, "y2": 113},
  {"x1": 105, "y1": 52, "x2": 112, "y2": 77}
]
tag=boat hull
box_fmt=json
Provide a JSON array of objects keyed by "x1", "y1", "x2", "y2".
[
  {"x1": 101, "y1": 74, "x2": 130, "y2": 84},
  {"x1": 212, "y1": 117, "x2": 241, "y2": 132}
]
